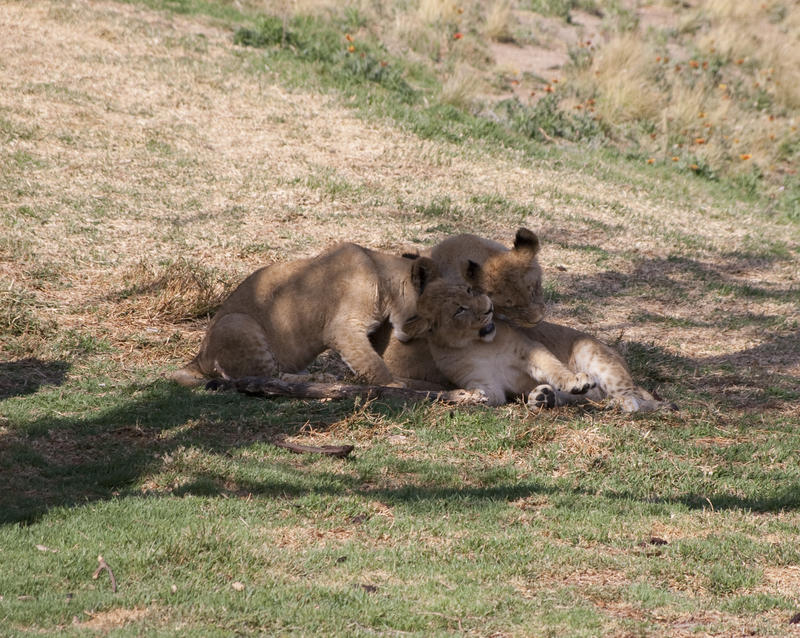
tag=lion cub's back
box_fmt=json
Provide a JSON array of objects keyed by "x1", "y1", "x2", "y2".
[{"x1": 213, "y1": 243, "x2": 378, "y2": 332}]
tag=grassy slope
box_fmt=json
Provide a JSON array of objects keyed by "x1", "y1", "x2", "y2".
[{"x1": 1, "y1": 0, "x2": 799, "y2": 635}]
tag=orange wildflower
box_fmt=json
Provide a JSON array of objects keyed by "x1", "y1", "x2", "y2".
[
  {"x1": 690, "y1": 164, "x2": 699, "y2": 170},
  {"x1": 736, "y1": 58, "x2": 744, "y2": 65},
  {"x1": 695, "y1": 138, "x2": 706, "y2": 145},
  {"x1": 672, "y1": 156, "x2": 679, "y2": 162},
  {"x1": 347, "y1": 45, "x2": 355, "y2": 53},
  {"x1": 647, "y1": 158, "x2": 655, "y2": 164},
  {"x1": 544, "y1": 85, "x2": 554, "y2": 93},
  {"x1": 453, "y1": 32, "x2": 463, "y2": 40},
  {"x1": 345, "y1": 33, "x2": 353, "y2": 42},
  {"x1": 740, "y1": 154, "x2": 752, "y2": 160},
  {"x1": 689, "y1": 60, "x2": 699, "y2": 69}
]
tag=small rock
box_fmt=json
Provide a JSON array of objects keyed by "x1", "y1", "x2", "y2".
[{"x1": 232, "y1": 581, "x2": 245, "y2": 592}]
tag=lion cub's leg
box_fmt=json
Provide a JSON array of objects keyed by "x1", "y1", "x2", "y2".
[
  {"x1": 524, "y1": 341, "x2": 595, "y2": 395},
  {"x1": 196, "y1": 313, "x2": 280, "y2": 380},
  {"x1": 569, "y1": 337, "x2": 673, "y2": 412},
  {"x1": 327, "y1": 324, "x2": 397, "y2": 386}
]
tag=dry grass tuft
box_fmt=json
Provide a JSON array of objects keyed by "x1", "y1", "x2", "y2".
[
  {"x1": 0, "y1": 279, "x2": 51, "y2": 338},
  {"x1": 584, "y1": 33, "x2": 661, "y2": 125},
  {"x1": 417, "y1": 0, "x2": 462, "y2": 25},
  {"x1": 440, "y1": 63, "x2": 481, "y2": 108},
  {"x1": 115, "y1": 259, "x2": 233, "y2": 323},
  {"x1": 484, "y1": 0, "x2": 514, "y2": 43}
]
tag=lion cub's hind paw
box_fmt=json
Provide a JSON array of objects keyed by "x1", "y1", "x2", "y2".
[
  {"x1": 528, "y1": 384, "x2": 556, "y2": 409},
  {"x1": 456, "y1": 388, "x2": 489, "y2": 404},
  {"x1": 566, "y1": 373, "x2": 595, "y2": 395}
]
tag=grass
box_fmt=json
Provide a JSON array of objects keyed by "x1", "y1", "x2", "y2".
[{"x1": 1, "y1": 0, "x2": 799, "y2": 635}]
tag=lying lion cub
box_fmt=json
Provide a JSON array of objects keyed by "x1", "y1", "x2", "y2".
[
  {"x1": 387, "y1": 228, "x2": 673, "y2": 411},
  {"x1": 374, "y1": 228, "x2": 544, "y2": 386},
  {"x1": 171, "y1": 243, "x2": 436, "y2": 387},
  {"x1": 400, "y1": 272, "x2": 595, "y2": 407}
]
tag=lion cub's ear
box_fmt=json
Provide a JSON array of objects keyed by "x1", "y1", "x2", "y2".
[
  {"x1": 513, "y1": 228, "x2": 540, "y2": 255},
  {"x1": 410, "y1": 257, "x2": 439, "y2": 294},
  {"x1": 462, "y1": 259, "x2": 482, "y2": 286},
  {"x1": 401, "y1": 314, "x2": 430, "y2": 339}
]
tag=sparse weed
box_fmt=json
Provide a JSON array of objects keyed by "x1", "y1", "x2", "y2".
[
  {"x1": 0, "y1": 281, "x2": 52, "y2": 339},
  {"x1": 115, "y1": 259, "x2": 232, "y2": 322}
]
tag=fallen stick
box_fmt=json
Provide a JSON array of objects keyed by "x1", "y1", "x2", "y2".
[
  {"x1": 206, "y1": 377, "x2": 487, "y2": 405},
  {"x1": 92, "y1": 555, "x2": 117, "y2": 593},
  {"x1": 272, "y1": 438, "x2": 354, "y2": 458}
]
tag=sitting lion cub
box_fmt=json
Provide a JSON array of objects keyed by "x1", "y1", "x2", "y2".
[
  {"x1": 170, "y1": 243, "x2": 437, "y2": 387},
  {"x1": 400, "y1": 271, "x2": 595, "y2": 406}
]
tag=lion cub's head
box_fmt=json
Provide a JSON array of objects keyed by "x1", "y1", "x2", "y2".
[
  {"x1": 478, "y1": 228, "x2": 545, "y2": 328},
  {"x1": 402, "y1": 272, "x2": 496, "y2": 349}
]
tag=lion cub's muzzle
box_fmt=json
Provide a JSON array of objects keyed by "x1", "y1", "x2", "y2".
[
  {"x1": 478, "y1": 304, "x2": 496, "y2": 342},
  {"x1": 497, "y1": 302, "x2": 545, "y2": 328}
]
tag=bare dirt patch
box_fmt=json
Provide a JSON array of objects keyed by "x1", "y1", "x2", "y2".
[{"x1": 79, "y1": 606, "x2": 151, "y2": 631}]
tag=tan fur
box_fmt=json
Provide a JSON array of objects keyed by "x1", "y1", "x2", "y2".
[
  {"x1": 387, "y1": 229, "x2": 674, "y2": 412},
  {"x1": 401, "y1": 278, "x2": 594, "y2": 406},
  {"x1": 170, "y1": 243, "x2": 437, "y2": 387},
  {"x1": 426, "y1": 228, "x2": 545, "y2": 326},
  {"x1": 379, "y1": 228, "x2": 544, "y2": 387}
]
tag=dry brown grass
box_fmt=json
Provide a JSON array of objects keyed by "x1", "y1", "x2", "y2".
[
  {"x1": 0, "y1": 0, "x2": 797, "y2": 390},
  {"x1": 484, "y1": 0, "x2": 515, "y2": 43},
  {"x1": 114, "y1": 259, "x2": 233, "y2": 323},
  {"x1": 439, "y1": 63, "x2": 482, "y2": 108}
]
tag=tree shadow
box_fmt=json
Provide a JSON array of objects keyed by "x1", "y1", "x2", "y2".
[
  {"x1": 540, "y1": 248, "x2": 799, "y2": 407},
  {"x1": 1, "y1": 246, "x2": 797, "y2": 525},
  {"x1": 2, "y1": 372, "x2": 798, "y2": 528},
  {"x1": 0, "y1": 358, "x2": 70, "y2": 400}
]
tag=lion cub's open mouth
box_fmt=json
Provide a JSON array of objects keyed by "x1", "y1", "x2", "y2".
[{"x1": 479, "y1": 322, "x2": 496, "y2": 341}]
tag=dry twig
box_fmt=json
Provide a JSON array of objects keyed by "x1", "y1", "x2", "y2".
[
  {"x1": 272, "y1": 437, "x2": 354, "y2": 458},
  {"x1": 92, "y1": 555, "x2": 117, "y2": 593},
  {"x1": 207, "y1": 377, "x2": 487, "y2": 405}
]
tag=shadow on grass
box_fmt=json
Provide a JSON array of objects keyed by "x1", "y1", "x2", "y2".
[
  {"x1": 1, "y1": 247, "x2": 797, "y2": 525},
  {"x1": 0, "y1": 358, "x2": 70, "y2": 400},
  {"x1": 2, "y1": 371, "x2": 799, "y2": 527},
  {"x1": 543, "y1": 248, "x2": 800, "y2": 407}
]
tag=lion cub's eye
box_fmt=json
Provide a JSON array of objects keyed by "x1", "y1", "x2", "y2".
[
  {"x1": 465, "y1": 287, "x2": 473, "y2": 295},
  {"x1": 454, "y1": 306, "x2": 467, "y2": 317}
]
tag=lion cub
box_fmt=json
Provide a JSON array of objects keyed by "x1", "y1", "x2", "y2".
[
  {"x1": 389, "y1": 229, "x2": 673, "y2": 412},
  {"x1": 400, "y1": 273, "x2": 595, "y2": 406},
  {"x1": 171, "y1": 243, "x2": 437, "y2": 387}
]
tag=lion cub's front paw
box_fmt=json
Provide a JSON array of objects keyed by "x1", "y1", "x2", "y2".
[
  {"x1": 528, "y1": 384, "x2": 556, "y2": 409},
  {"x1": 565, "y1": 373, "x2": 595, "y2": 395}
]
